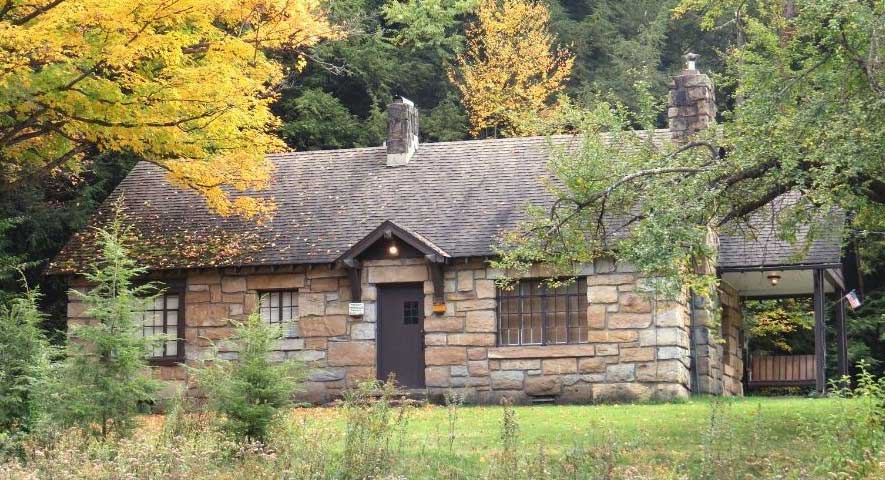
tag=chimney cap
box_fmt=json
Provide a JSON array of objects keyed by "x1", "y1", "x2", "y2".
[
  {"x1": 391, "y1": 96, "x2": 414, "y2": 107},
  {"x1": 684, "y1": 52, "x2": 700, "y2": 71}
]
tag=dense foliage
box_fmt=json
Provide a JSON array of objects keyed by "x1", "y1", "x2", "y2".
[{"x1": 496, "y1": 0, "x2": 884, "y2": 296}]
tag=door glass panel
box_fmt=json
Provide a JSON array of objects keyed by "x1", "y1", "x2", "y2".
[{"x1": 403, "y1": 301, "x2": 419, "y2": 325}]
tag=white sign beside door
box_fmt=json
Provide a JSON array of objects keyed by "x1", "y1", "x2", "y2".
[{"x1": 348, "y1": 302, "x2": 365, "y2": 316}]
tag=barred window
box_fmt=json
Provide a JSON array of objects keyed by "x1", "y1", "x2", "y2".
[
  {"x1": 258, "y1": 290, "x2": 298, "y2": 338},
  {"x1": 136, "y1": 293, "x2": 182, "y2": 360},
  {"x1": 497, "y1": 278, "x2": 588, "y2": 346}
]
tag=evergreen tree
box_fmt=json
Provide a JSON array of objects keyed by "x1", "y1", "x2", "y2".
[
  {"x1": 194, "y1": 313, "x2": 305, "y2": 442},
  {"x1": 0, "y1": 284, "x2": 52, "y2": 435},
  {"x1": 39, "y1": 209, "x2": 161, "y2": 439}
]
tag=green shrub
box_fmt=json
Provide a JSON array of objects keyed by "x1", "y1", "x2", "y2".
[
  {"x1": 338, "y1": 379, "x2": 410, "y2": 479},
  {"x1": 194, "y1": 313, "x2": 305, "y2": 442},
  {"x1": 38, "y1": 214, "x2": 162, "y2": 439}
]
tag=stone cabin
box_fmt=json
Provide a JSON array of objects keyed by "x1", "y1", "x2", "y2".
[{"x1": 51, "y1": 63, "x2": 844, "y2": 404}]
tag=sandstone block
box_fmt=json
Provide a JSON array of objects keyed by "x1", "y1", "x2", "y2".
[
  {"x1": 620, "y1": 347, "x2": 655, "y2": 362},
  {"x1": 447, "y1": 333, "x2": 496, "y2": 347},
  {"x1": 588, "y1": 286, "x2": 618, "y2": 303},
  {"x1": 278, "y1": 338, "x2": 305, "y2": 351},
  {"x1": 656, "y1": 307, "x2": 687, "y2": 327},
  {"x1": 456, "y1": 299, "x2": 497, "y2": 312},
  {"x1": 424, "y1": 316, "x2": 463, "y2": 332},
  {"x1": 309, "y1": 368, "x2": 346, "y2": 382},
  {"x1": 656, "y1": 328, "x2": 689, "y2": 347},
  {"x1": 587, "y1": 273, "x2": 634, "y2": 285},
  {"x1": 368, "y1": 264, "x2": 427, "y2": 283},
  {"x1": 221, "y1": 276, "x2": 246, "y2": 293},
  {"x1": 491, "y1": 371, "x2": 524, "y2": 390},
  {"x1": 605, "y1": 363, "x2": 635, "y2": 382},
  {"x1": 188, "y1": 284, "x2": 209, "y2": 292},
  {"x1": 465, "y1": 310, "x2": 497, "y2": 332},
  {"x1": 587, "y1": 304, "x2": 606, "y2": 329},
  {"x1": 299, "y1": 293, "x2": 326, "y2": 316},
  {"x1": 608, "y1": 313, "x2": 651, "y2": 329},
  {"x1": 542, "y1": 358, "x2": 577, "y2": 374},
  {"x1": 467, "y1": 347, "x2": 488, "y2": 360},
  {"x1": 457, "y1": 270, "x2": 474, "y2": 292},
  {"x1": 425, "y1": 333, "x2": 448, "y2": 345},
  {"x1": 450, "y1": 365, "x2": 468, "y2": 377},
  {"x1": 305, "y1": 337, "x2": 327, "y2": 350},
  {"x1": 475, "y1": 279, "x2": 496, "y2": 299},
  {"x1": 189, "y1": 272, "x2": 221, "y2": 284},
  {"x1": 229, "y1": 304, "x2": 244, "y2": 316},
  {"x1": 488, "y1": 344, "x2": 595, "y2": 359},
  {"x1": 525, "y1": 376, "x2": 562, "y2": 395},
  {"x1": 362, "y1": 285, "x2": 377, "y2": 301},
  {"x1": 425, "y1": 366, "x2": 450, "y2": 387},
  {"x1": 594, "y1": 383, "x2": 651, "y2": 403},
  {"x1": 187, "y1": 290, "x2": 210, "y2": 303},
  {"x1": 619, "y1": 293, "x2": 651, "y2": 313},
  {"x1": 500, "y1": 359, "x2": 540, "y2": 370},
  {"x1": 425, "y1": 346, "x2": 466, "y2": 366},
  {"x1": 578, "y1": 357, "x2": 606, "y2": 373},
  {"x1": 310, "y1": 277, "x2": 339, "y2": 292},
  {"x1": 289, "y1": 350, "x2": 326, "y2": 362},
  {"x1": 596, "y1": 344, "x2": 619, "y2": 356},
  {"x1": 468, "y1": 360, "x2": 489, "y2": 376},
  {"x1": 327, "y1": 342, "x2": 375, "y2": 366},
  {"x1": 300, "y1": 316, "x2": 347, "y2": 337},
  {"x1": 350, "y1": 323, "x2": 376, "y2": 340},
  {"x1": 608, "y1": 330, "x2": 639, "y2": 342},
  {"x1": 187, "y1": 304, "x2": 230, "y2": 327}
]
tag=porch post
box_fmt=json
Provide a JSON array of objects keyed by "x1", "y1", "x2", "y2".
[
  {"x1": 813, "y1": 268, "x2": 827, "y2": 394},
  {"x1": 835, "y1": 288, "x2": 849, "y2": 381}
]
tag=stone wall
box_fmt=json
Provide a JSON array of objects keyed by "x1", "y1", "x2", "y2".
[
  {"x1": 421, "y1": 260, "x2": 693, "y2": 403},
  {"x1": 691, "y1": 283, "x2": 744, "y2": 396},
  {"x1": 66, "y1": 258, "x2": 707, "y2": 404}
]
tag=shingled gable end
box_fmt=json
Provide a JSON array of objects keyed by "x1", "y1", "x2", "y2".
[{"x1": 53, "y1": 59, "x2": 844, "y2": 403}]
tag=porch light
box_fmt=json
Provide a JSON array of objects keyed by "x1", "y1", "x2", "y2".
[
  {"x1": 388, "y1": 242, "x2": 399, "y2": 256},
  {"x1": 767, "y1": 272, "x2": 782, "y2": 286}
]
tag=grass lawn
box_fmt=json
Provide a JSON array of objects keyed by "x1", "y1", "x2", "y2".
[
  {"x1": 288, "y1": 395, "x2": 875, "y2": 479},
  {"x1": 6, "y1": 395, "x2": 880, "y2": 479}
]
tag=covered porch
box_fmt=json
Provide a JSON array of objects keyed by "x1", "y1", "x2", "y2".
[{"x1": 720, "y1": 264, "x2": 850, "y2": 394}]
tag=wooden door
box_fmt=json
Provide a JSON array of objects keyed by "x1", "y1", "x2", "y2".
[{"x1": 377, "y1": 283, "x2": 425, "y2": 388}]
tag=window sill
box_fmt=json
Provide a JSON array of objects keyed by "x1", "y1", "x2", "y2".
[
  {"x1": 488, "y1": 344, "x2": 596, "y2": 359},
  {"x1": 149, "y1": 358, "x2": 184, "y2": 367}
]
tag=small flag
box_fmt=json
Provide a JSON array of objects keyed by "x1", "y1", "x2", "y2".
[{"x1": 846, "y1": 289, "x2": 862, "y2": 310}]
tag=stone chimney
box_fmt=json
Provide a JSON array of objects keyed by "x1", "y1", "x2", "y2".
[
  {"x1": 386, "y1": 97, "x2": 419, "y2": 167},
  {"x1": 668, "y1": 53, "x2": 716, "y2": 143}
]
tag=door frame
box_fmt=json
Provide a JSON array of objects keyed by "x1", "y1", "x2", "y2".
[{"x1": 375, "y1": 282, "x2": 426, "y2": 387}]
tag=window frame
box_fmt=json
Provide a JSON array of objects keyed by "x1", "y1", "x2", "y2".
[
  {"x1": 496, "y1": 277, "x2": 588, "y2": 347},
  {"x1": 138, "y1": 281, "x2": 185, "y2": 366},
  {"x1": 257, "y1": 289, "x2": 299, "y2": 338}
]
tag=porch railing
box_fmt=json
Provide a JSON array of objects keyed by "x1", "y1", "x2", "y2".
[{"x1": 748, "y1": 354, "x2": 816, "y2": 387}]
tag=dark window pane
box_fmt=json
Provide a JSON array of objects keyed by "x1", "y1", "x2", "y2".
[
  {"x1": 403, "y1": 301, "x2": 420, "y2": 325},
  {"x1": 495, "y1": 277, "x2": 589, "y2": 346}
]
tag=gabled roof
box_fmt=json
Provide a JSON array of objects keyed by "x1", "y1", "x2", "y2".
[
  {"x1": 49, "y1": 131, "x2": 843, "y2": 274},
  {"x1": 337, "y1": 220, "x2": 451, "y2": 266}
]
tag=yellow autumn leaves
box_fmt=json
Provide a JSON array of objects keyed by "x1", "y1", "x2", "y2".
[
  {"x1": 0, "y1": 0, "x2": 337, "y2": 218},
  {"x1": 1, "y1": 0, "x2": 571, "y2": 219},
  {"x1": 451, "y1": 0, "x2": 575, "y2": 138}
]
